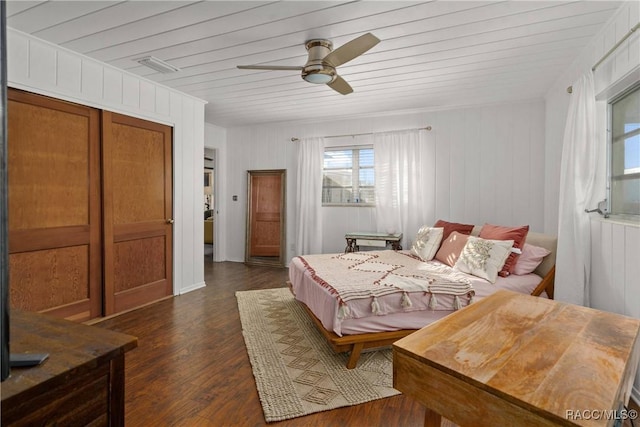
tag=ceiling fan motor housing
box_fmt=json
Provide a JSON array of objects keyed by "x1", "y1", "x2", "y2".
[{"x1": 302, "y1": 39, "x2": 336, "y2": 84}]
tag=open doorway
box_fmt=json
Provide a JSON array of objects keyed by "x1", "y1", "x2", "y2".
[{"x1": 204, "y1": 148, "x2": 215, "y2": 260}]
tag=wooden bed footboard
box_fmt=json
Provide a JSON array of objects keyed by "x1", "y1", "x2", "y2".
[{"x1": 298, "y1": 301, "x2": 416, "y2": 369}]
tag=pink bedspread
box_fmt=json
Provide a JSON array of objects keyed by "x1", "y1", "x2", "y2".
[{"x1": 289, "y1": 250, "x2": 545, "y2": 336}]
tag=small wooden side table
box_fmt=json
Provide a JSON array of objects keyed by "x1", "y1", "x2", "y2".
[
  {"x1": 393, "y1": 290, "x2": 640, "y2": 427},
  {"x1": 344, "y1": 232, "x2": 403, "y2": 252}
]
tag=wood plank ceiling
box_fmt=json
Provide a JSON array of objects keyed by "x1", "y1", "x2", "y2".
[{"x1": 6, "y1": 1, "x2": 622, "y2": 128}]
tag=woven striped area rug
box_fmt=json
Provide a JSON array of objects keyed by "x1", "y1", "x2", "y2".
[{"x1": 236, "y1": 287, "x2": 400, "y2": 423}]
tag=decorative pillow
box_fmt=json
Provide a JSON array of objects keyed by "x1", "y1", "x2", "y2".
[
  {"x1": 410, "y1": 226, "x2": 444, "y2": 261},
  {"x1": 434, "y1": 219, "x2": 475, "y2": 240},
  {"x1": 513, "y1": 243, "x2": 551, "y2": 275},
  {"x1": 454, "y1": 236, "x2": 514, "y2": 283},
  {"x1": 434, "y1": 231, "x2": 470, "y2": 267},
  {"x1": 478, "y1": 224, "x2": 529, "y2": 277}
]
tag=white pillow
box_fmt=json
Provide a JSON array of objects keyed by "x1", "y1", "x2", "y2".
[
  {"x1": 410, "y1": 226, "x2": 444, "y2": 261},
  {"x1": 454, "y1": 236, "x2": 514, "y2": 283}
]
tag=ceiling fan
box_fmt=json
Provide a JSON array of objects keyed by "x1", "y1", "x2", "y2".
[{"x1": 237, "y1": 33, "x2": 380, "y2": 95}]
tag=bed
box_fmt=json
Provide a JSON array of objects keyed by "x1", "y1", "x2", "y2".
[{"x1": 288, "y1": 226, "x2": 557, "y2": 369}]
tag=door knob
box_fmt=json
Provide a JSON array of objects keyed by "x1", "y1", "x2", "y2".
[{"x1": 166, "y1": 219, "x2": 174, "y2": 224}]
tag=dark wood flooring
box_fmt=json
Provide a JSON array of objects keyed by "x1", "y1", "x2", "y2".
[
  {"x1": 95, "y1": 261, "x2": 427, "y2": 427},
  {"x1": 96, "y1": 260, "x2": 640, "y2": 427}
]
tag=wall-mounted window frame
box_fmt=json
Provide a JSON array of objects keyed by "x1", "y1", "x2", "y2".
[
  {"x1": 607, "y1": 82, "x2": 640, "y2": 221},
  {"x1": 322, "y1": 145, "x2": 375, "y2": 206}
]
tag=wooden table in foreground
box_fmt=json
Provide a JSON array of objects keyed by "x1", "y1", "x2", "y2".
[
  {"x1": 1, "y1": 310, "x2": 138, "y2": 426},
  {"x1": 393, "y1": 290, "x2": 640, "y2": 427}
]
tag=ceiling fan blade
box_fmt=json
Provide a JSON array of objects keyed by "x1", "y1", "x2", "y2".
[
  {"x1": 237, "y1": 65, "x2": 303, "y2": 70},
  {"x1": 323, "y1": 33, "x2": 380, "y2": 68},
  {"x1": 328, "y1": 75, "x2": 353, "y2": 95}
]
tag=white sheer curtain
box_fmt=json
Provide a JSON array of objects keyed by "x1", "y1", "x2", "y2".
[
  {"x1": 295, "y1": 137, "x2": 325, "y2": 255},
  {"x1": 374, "y1": 129, "x2": 436, "y2": 248},
  {"x1": 555, "y1": 72, "x2": 598, "y2": 306}
]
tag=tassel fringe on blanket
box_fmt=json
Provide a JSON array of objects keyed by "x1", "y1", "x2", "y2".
[
  {"x1": 401, "y1": 292, "x2": 412, "y2": 308},
  {"x1": 371, "y1": 297, "x2": 380, "y2": 315},
  {"x1": 361, "y1": 291, "x2": 475, "y2": 317},
  {"x1": 426, "y1": 291, "x2": 474, "y2": 311},
  {"x1": 338, "y1": 304, "x2": 350, "y2": 320},
  {"x1": 345, "y1": 289, "x2": 475, "y2": 318},
  {"x1": 299, "y1": 250, "x2": 476, "y2": 319},
  {"x1": 429, "y1": 293, "x2": 438, "y2": 310}
]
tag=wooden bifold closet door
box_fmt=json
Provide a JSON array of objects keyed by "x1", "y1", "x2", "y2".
[
  {"x1": 7, "y1": 89, "x2": 173, "y2": 321},
  {"x1": 101, "y1": 112, "x2": 173, "y2": 316},
  {"x1": 7, "y1": 90, "x2": 102, "y2": 321}
]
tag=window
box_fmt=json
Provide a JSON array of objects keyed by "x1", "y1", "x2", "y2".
[
  {"x1": 322, "y1": 147, "x2": 374, "y2": 205},
  {"x1": 609, "y1": 84, "x2": 640, "y2": 218}
]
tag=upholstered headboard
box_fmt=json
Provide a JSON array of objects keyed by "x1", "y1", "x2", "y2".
[{"x1": 470, "y1": 226, "x2": 557, "y2": 299}]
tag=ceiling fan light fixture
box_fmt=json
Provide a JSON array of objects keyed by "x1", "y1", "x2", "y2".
[
  {"x1": 137, "y1": 56, "x2": 180, "y2": 73},
  {"x1": 302, "y1": 64, "x2": 336, "y2": 84},
  {"x1": 303, "y1": 71, "x2": 333, "y2": 84}
]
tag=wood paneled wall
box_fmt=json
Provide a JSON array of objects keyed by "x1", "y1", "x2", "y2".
[
  {"x1": 590, "y1": 219, "x2": 640, "y2": 401},
  {"x1": 544, "y1": 1, "x2": 640, "y2": 403},
  {"x1": 225, "y1": 100, "x2": 545, "y2": 262},
  {"x1": 544, "y1": 1, "x2": 639, "y2": 235},
  {"x1": 6, "y1": 27, "x2": 206, "y2": 296}
]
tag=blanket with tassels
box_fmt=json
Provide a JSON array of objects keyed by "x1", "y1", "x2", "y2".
[{"x1": 296, "y1": 250, "x2": 474, "y2": 318}]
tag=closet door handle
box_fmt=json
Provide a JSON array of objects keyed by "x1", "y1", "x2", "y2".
[{"x1": 166, "y1": 219, "x2": 174, "y2": 224}]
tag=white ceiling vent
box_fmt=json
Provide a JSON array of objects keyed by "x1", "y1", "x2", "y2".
[{"x1": 137, "y1": 56, "x2": 180, "y2": 73}]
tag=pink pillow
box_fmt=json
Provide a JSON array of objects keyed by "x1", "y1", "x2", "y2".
[
  {"x1": 434, "y1": 219, "x2": 475, "y2": 240},
  {"x1": 513, "y1": 243, "x2": 551, "y2": 275},
  {"x1": 479, "y1": 224, "x2": 529, "y2": 277},
  {"x1": 434, "y1": 231, "x2": 470, "y2": 267}
]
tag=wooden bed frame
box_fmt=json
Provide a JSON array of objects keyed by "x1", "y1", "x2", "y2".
[
  {"x1": 291, "y1": 229, "x2": 557, "y2": 369},
  {"x1": 298, "y1": 299, "x2": 417, "y2": 369}
]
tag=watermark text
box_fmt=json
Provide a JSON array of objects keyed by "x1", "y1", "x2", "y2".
[{"x1": 566, "y1": 409, "x2": 638, "y2": 421}]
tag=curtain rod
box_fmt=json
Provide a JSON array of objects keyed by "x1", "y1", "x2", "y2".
[
  {"x1": 567, "y1": 22, "x2": 640, "y2": 94},
  {"x1": 290, "y1": 126, "x2": 432, "y2": 142},
  {"x1": 592, "y1": 22, "x2": 639, "y2": 72}
]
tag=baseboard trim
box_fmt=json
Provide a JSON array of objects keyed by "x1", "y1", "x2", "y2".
[
  {"x1": 180, "y1": 281, "x2": 206, "y2": 295},
  {"x1": 85, "y1": 295, "x2": 173, "y2": 325}
]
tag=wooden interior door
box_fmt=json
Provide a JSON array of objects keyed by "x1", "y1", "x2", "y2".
[
  {"x1": 7, "y1": 89, "x2": 102, "y2": 321},
  {"x1": 102, "y1": 111, "x2": 173, "y2": 315},
  {"x1": 246, "y1": 170, "x2": 285, "y2": 266}
]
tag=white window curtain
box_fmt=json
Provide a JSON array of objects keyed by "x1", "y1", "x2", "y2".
[
  {"x1": 555, "y1": 72, "x2": 598, "y2": 306},
  {"x1": 374, "y1": 129, "x2": 436, "y2": 248},
  {"x1": 295, "y1": 137, "x2": 325, "y2": 255}
]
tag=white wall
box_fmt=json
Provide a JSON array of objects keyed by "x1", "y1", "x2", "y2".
[
  {"x1": 544, "y1": 0, "x2": 640, "y2": 403},
  {"x1": 7, "y1": 28, "x2": 208, "y2": 295},
  {"x1": 224, "y1": 99, "x2": 546, "y2": 263}
]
